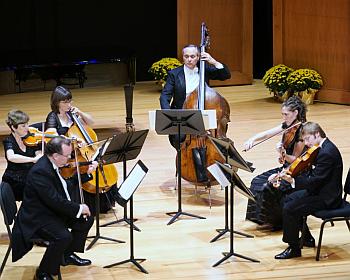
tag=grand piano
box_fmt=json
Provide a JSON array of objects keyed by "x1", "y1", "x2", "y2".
[{"x1": 0, "y1": 46, "x2": 136, "y2": 92}]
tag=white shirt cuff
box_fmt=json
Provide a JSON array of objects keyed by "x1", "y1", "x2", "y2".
[
  {"x1": 76, "y1": 205, "x2": 83, "y2": 218},
  {"x1": 291, "y1": 178, "x2": 296, "y2": 188},
  {"x1": 215, "y1": 62, "x2": 224, "y2": 69}
]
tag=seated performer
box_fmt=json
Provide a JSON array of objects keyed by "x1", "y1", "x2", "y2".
[
  {"x1": 159, "y1": 44, "x2": 231, "y2": 148},
  {"x1": 2, "y1": 110, "x2": 42, "y2": 201},
  {"x1": 45, "y1": 85, "x2": 116, "y2": 214},
  {"x1": 244, "y1": 96, "x2": 307, "y2": 230},
  {"x1": 12, "y1": 136, "x2": 96, "y2": 279},
  {"x1": 274, "y1": 122, "x2": 343, "y2": 259}
]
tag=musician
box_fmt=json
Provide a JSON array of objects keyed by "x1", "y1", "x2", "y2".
[
  {"x1": 45, "y1": 85, "x2": 116, "y2": 214},
  {"x1": 2, "y1": 110, "x2": 42, "y2": 201},
  {"x1": 12, "y1": 137, "x2": 96, "y2": 279},
  {"x1": 274, "y1": 122, "x2": 343, "y2": 259},
  {"x1": 159, "y1": 44, "x2": 231, "y2": 148},
  {"x1": 244, "y1": 96, "x2": 307, "y2": 230}
]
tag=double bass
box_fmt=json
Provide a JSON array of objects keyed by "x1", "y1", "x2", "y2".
[{"x1": 180, "y1": 23, "x2": 231, "y2": 186}]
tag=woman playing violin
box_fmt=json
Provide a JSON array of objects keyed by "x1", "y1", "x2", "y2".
[
  {"x1": 244, "y1": 95, "x2": 307, "y2": 230},
  {"x1": 45, "y1": 86, "x2": 116, "y2": 214},
  {"x1": 2, "y1": 110, "x2": 43, "y2": 201}
]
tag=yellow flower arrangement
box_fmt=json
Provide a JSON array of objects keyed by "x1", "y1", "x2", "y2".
[
  {"x1": 148, "y1": 57, "x2": 182, "y2": 83},
  {"x1": 262, "y1": 64, "x2": 294, "y2": 95},
  {"x1": 287, "y1": 68, "x2": 323, "y2": 92}
]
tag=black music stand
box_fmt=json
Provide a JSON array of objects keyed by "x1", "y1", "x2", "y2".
[
  {"x1": 208, "y1": 137, "x2": 255, "y2": 242},
  {"x1": 155, "y1": 109, "x2": 206, "y2": 225},
  {"x1": 104, "y1": 160, "x2": 149, "y2": 273},
  {"x1": 100, "y1": 130, "x2": 149, "y2": 231},
  {"x1": 86, "y1": 138, "x2": 125, "y2": 250},
  {"x1": 209, "y1": 162, "x2": 259, "y2": 266}
]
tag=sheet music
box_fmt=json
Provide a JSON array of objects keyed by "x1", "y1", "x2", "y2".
[
  {"x1": 207, "y1": 163, "x2": 230, "y2": 188},
  {"x1": 90, "y1": 138, "x2": 111, "y2": 161},
  {"x1": 202, "y1": 109, "x2": 217, "y2": 130},
  {"x1": 118, "y1": 162, "x2": 147, "y2": 200},
  {"x1": 148, "y1": 110, "x2": 156, "y2": 131}
]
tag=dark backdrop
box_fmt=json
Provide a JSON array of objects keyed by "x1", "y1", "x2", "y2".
[{"x1": 0, "y1": 0, "x2": 177, "y2": 81}]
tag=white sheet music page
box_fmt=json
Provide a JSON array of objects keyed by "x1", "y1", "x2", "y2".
[
  {"x1": 207, "y1": 163, "x2": 230, "y2": 188},
  {"x1": 118, "y1": 164, "x2": 147, "y2": 200}
]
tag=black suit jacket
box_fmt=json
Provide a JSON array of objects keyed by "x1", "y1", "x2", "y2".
[
  {"x1": 159, "y1": 64, "x2": 231, "y2": 109},
  {"x1": 12, "y1": 155, "x2": 92, "y2": 262},
  {"x1": 294, "y1": 138, "x2": 343, "y2": 208}
]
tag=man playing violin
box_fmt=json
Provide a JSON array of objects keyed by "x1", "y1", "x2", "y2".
[
  {"x1": 159, "y1": 44, "x2": 231, "y2": 148},
  {"x1": 2, "y1": 110, "x2": 43, "y2": 201},
  {"x1": 12, "y1": 136, "x2": 97, "y2": 279},
  {"x1": 244, "y1": 96, "x2": 307, "y2": 230},
  {"x1": 273, "y1": 122, "x2": 343, "y2": 259}
]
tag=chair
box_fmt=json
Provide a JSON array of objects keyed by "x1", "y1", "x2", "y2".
[
  {"x1": 304, "y1": 168, "x2": 350, "y2": 261},
  {"x1": 0, "y1": 181, "x2": 62, "y2": 279}
]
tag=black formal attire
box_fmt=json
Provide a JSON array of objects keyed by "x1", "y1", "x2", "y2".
[
  {"x1": 246, "y1": 125, "x2": 303, "y2": 229},
  {"x1": 45, "y1": 111, "x2": 117, "y2": 215},
  {"x1": 12, "y1": 155, "x2": 94, "y2": 275},
  {"x1": 282, "y1": 138, "x2": 343, "y2": 247},
  {"x1": 159, "y1": 64, "x2": 231, "y2": 147},
  {"x1": 2, "y1": 134, "x2": 40, "y2": 201}
]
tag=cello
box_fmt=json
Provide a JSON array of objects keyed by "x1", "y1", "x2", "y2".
[
  {"x1": 180, "y1": 23, "x2": 231, "y2": 186},
  {"x1": 60, "y1": 110, "x2": 118, "y2": 193}
]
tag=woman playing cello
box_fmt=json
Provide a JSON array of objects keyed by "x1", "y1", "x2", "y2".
[
  {"x1": 244, "y1": 95, "x2": 307, "y2": 230},
  {"x1": 45, "y1": 85, "x2": 117, "y2": 214},
  {"x1": 2, "y1": 110, "x2": 43, "y2": 201}
]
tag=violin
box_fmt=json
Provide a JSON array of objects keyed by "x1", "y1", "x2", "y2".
[
  {"x1": 22, "y1": 127, "x2": 58, "y2": 146},
  {"x1": 270, "y1": 144, "x2": 320, "y2": 186},
  {"x1": 279, "y1": 121, "x2": 302, "y2": 164}
]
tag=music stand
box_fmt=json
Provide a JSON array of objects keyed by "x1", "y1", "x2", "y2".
[
  {"x1": 105, "y1": 160, "x2": 149, "y2": 273},
  {"x1": 100, "y1": 129, "x2": 149, "y2": 231},
  {"x1": 208, "y1": 137, "x2": 255, "y2": 242},
  {"x1": 86, "y1": 138, "x2": 125, "y2": 250},
  {"x1": 155, "y1": 109, "x2": 206, "y2": 225},
  {"x1": 209, "y1": 162, "x2": 259, "y2": 266}
]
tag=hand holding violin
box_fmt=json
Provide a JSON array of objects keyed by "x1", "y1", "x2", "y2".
[{"x1": 81, "y1": 204, "x2": 91, "y2": 217}]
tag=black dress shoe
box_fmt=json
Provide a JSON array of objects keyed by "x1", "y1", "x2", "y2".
[
  {"x1": 275, "y1": 246, "x2": 301, "y2": 259},
  {"x1": 300, "y1": 236, "x2": 316, "y2": 248},
  {"x1": 33, "y1": 268, "x2": 54, "y2": 280},
  {"x1": 62, "y1": 253, "x2": 92, "y2": 266}
]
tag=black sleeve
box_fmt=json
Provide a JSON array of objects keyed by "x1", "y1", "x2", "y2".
[
  {"x1": 45, "y1": 111, "x2": 59, "y2": 130},
  {"x1": 3, "y1": 136, "x2": 14, "y2": 152},
  {"x1": 206, "y1": 64, "x2": 231, "y2": 81},
  {"x1": 160, "y1": 71, "x2": 175, "y2": 109}
]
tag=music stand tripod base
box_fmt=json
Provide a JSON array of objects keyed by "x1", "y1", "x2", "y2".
[{"x1": 166, "y1": 210, "x2": 206, "y2": 225}]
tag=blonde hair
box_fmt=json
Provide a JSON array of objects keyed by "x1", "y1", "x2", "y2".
[{"x1": 6, "y1": 110, "x2": 29, "y2": 130}]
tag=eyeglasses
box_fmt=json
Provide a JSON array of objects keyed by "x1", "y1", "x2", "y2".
[{"x1": 60, "y1": 99, "x2": 73, "y2": 104}]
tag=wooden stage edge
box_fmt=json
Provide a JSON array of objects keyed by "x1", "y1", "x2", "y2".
[{"x1": 1, "y1": 80, "x2": 350, "y2": 279}]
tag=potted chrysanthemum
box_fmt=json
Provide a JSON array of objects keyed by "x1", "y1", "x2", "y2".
[
  {"x1": 287, "y1": 68, "x2": 323, "y2": 104},
  {"x1": 148, "y1": 57, "x2": 182, "y2": 88},
  {"x1": 262, "y1": 64, "x2": 294, "y2": 101}
]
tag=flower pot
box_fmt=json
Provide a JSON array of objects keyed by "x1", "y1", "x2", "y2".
[
  {"x1": 273, "y1": 91, "x2": 290, "y2": 102},
  {"x1": 298, "y1": 89, "x2": 317, "y2": 105}
]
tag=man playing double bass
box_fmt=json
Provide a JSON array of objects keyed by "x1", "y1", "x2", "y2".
[
  {"x1": 159, "y1": 44, "x2": 231, "y2": 148},
  {"x1": 12, "y1": 136, "x2": 97, "y2": 280},
  {"x1": 271, "y1": 122, "x2": 343, "y2": 259}
]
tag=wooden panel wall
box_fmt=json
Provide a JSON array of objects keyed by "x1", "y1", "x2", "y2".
[
  {"x1": 177, "y1": 0, "x2": 253, "y2": 86},
  {"x1": 273, "y1": 0, "x2": 350, "y2": 104}
]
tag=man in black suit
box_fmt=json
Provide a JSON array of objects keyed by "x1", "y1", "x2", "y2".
[
  {"x1": 12, "y1": 136, "x2": 97, "y2": 280},
  {"x1": 272, "y1": 122, "x2": 343, "y2": 259},
  {"x1": 159, "y1": 44, "x2": 231, "y2": 148}
]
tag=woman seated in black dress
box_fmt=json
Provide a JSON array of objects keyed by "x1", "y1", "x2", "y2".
[
  {"x1": 244, "y1": 96, "x2": 307, "y2": 230},
  {"x1": 2, "y1": 110, "x2": 42, "y2": 201},
  {"x1": 45, "y1": 85, "x2": 117, "y2": 214}
]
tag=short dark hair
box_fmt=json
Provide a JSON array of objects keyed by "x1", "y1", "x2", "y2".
[
  {"x1": 45, "y1": 136, "x2": 72, "y2": 156},
  {"x1": 302, "y1": 122, "x2": 326, "y2": 138},
  {"x1": 6, "y1": 110, "x2": 29, "y2": 131},
  {"x1": 50, "y1": 86, "x2": 72, "y2": 113}
]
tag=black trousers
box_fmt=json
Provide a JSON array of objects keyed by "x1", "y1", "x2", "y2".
[
  {"x1": 35, "y1": 216, "x2": 94, "y2": 275},
  {"x1": 282, "y1": 190, "x2": 326, "y2": 246}
]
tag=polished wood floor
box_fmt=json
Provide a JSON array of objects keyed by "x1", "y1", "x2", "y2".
[{"x1": 1, "y1": 81, "x2": 350, "y2": 279}]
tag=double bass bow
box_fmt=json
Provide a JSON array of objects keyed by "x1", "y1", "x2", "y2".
[{"x1": 180, "y1": 23, "x2": 231, "y2": 186}]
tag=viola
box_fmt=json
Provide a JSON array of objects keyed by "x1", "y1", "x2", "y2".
[
  {"x1": 23, "y1": 127, "x2": 58, "y2": 146},
  {"x1": 270, "y1": 144, "x2": 320, "y2": 186},
  {"x1": 279, "y1": 121, "x2": 302, "y2": 164}
]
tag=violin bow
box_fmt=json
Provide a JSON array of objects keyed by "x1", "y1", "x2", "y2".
[{"x1": 243, "y1": 121, "x2": 302, "y2": 152}]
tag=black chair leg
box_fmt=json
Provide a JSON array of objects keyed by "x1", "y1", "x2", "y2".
[
  {"x1": 58, "y1": 269, "x2": 62, "y2": 280},
  {"x1": 299, "y1": 216, "x2": 307, "y2": 249},
  {"x1": 316, "y1": 220, "x2": 327, "y2": 261},
  {"x1": 0, "y1": 245, "x2": 11, "y2": 276}
]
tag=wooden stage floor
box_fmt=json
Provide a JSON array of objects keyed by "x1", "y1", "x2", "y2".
[{"x1": 0, "y1": 81, "x2": 350, "y2": 279}]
